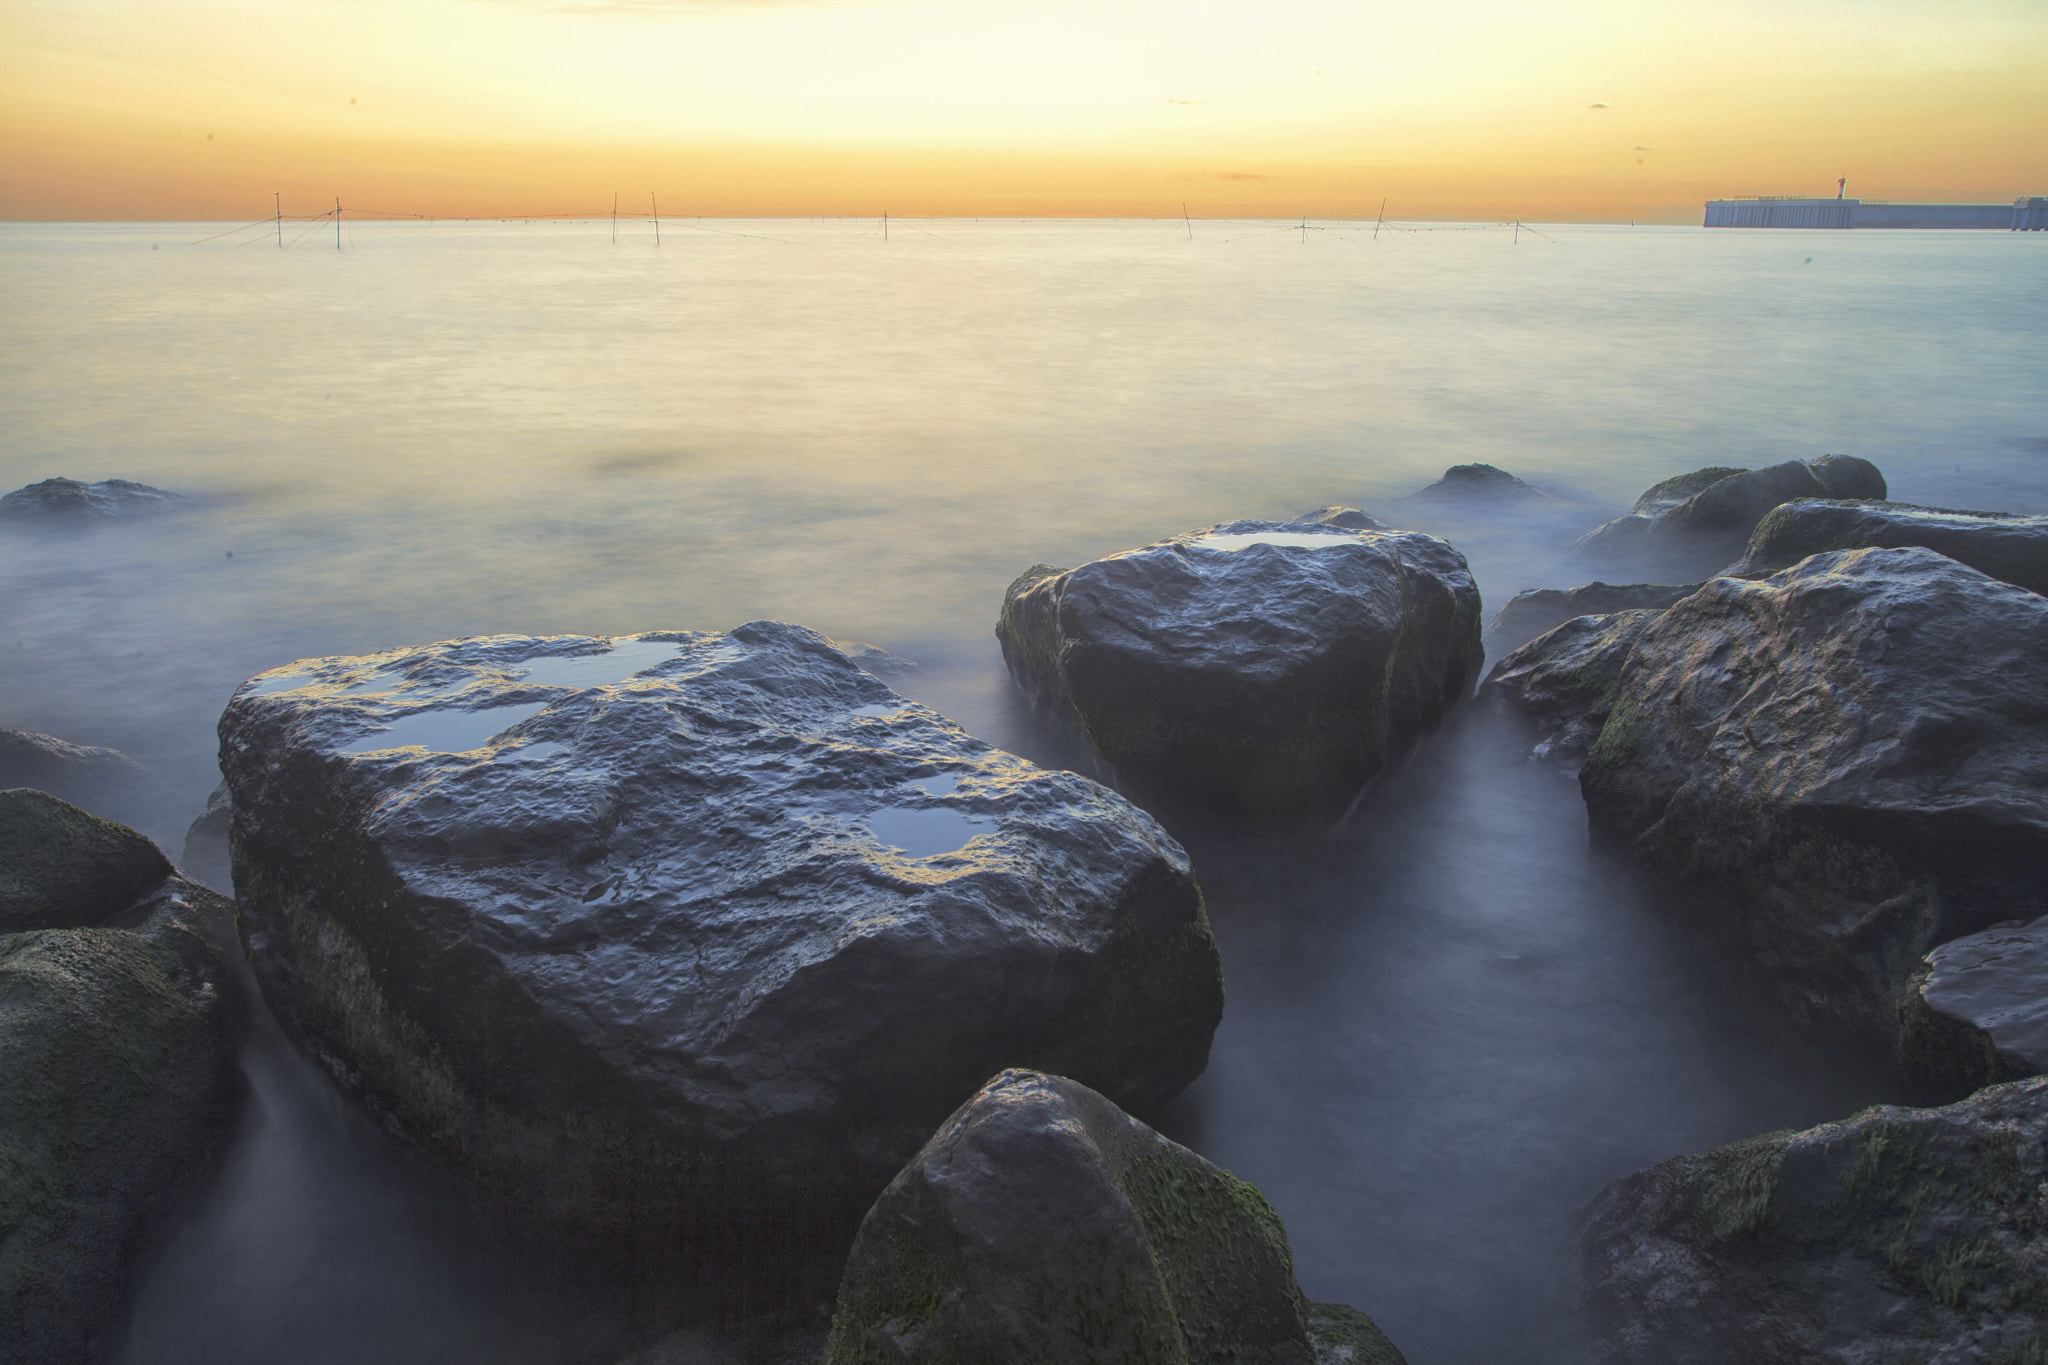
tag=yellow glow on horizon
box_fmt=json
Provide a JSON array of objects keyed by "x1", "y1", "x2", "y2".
[{"x1": 3, "y1": 0, "x2": 2043, "y2": 220}]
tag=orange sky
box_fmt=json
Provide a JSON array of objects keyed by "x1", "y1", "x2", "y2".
[{"x1": 3, "y1": 0, "x2": 2043, "y2": 222}]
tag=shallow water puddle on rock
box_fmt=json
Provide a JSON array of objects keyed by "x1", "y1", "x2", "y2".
[
  {"x1": 905, "y1": 773, "x2": 964, "y2": 797},
  {"x1": 868, "y1": 805, "x2": 986, "y2": 859},
  {"x1": 342, "y1": 702, "x2": 551, "y2": 755},
  {"x1": 516, "y1": 638, "x2": 680, "y2": 689},
  {"x1": 849, "y1": 702, "x2": 903, "y2": 718},
  {"x1": 1192, "y1": 532, "x2": 1362, "y2": 552}
]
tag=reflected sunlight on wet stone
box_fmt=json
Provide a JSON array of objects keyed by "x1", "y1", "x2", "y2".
[{"x1": 219, "y1": 621, "x2": 1222, "y2": 1256}]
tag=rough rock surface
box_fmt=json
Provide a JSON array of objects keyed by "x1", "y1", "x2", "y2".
[
  {"x1": 1480, "y1": 611, "x2": 1662, "y2": 765},
  {"x1": 995, "y1": 521, "x2": 1483, "y2": 822},
  {"x1": 1575, "y1": 457, "x2": 1886, "y2": 576},
  {"x1": 1487, "y1": 582, "x2": 1700, "y2": 652},
  {"x1": 1898, "y1": 919, "x2": 2048, "y2": 1098},
  {"x1": 824, "y1": 1069, "x2": 1405, "y2": 1365},
  {"x1": 829, "y1": 640, "x2": 922, "y2": 680},
  {"x1": 1, "y1": 788, "x2": 172, "y2": 934},
  {"x1": 1580, "y1": 547, "x2": 2048, "y2": 1042},
  {"x1": 1729, "y1": 499, "x2": 2048, "y2": 596},
  {"x1": 0, "y1": 477, "x2": 182, "y2": 522},
  {"x1": 1397, "y1": 463, "x2": 1549, "y2": 503},
  {"x1": 1580, "y1": 1077, "x2": 2048, "y2": 1365},
  {"x1": 1, "y1": 850, "x2": 241, "y2": 1365},
  {"x1": 1297, "y1": 506, "x2": 1391, "y2": 531},
  {"x1": 223, "y1": 621, "x2": 1223, "y2": 1254},
  {"x1": 0, "y1": 729, "x2": 149, "y2": 814}
]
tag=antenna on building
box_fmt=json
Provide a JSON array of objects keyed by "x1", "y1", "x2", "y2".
[{"x1": 1838, "y1": 177, "x2": 1847, "y2": 201}]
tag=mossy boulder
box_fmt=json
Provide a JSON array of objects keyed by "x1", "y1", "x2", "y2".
[
  {"x1": 1580, "y1": 1077, "x2": 2048, "y2": 1363},
  {"x1": 1, "y1": 788, "x2": 171, "y2": 934},
  {"x1": 1729, "y1": 498, "x2": 2048, "y2": 594},
  {"x1": 1575, "y1": 457, "x2": 1886, "y2": 579},
  {"x1": 825, "y1": 1069, "x2": 1406, "y2": 1365},
  {"x1": 1898, "y1": 919, "x2": 2048, "y2": 1099},
  {"x1": 1480, "y1": 609, "x2": 1663, "y2": 766},
  {"x1": 1, "y1": 880, "x2": 241, "y2": 1365},
  {"x1": 1396, "y1": 462, "x2": 1550, "y2": 504},
  {"x1": 223, "y1": 622, "x2": 1222, "y2": 1268},
  {"x1": 995, "y1": 521, "x2": 1483, "y2": 823},
  {"x1": 1580, "y1": 547, "x2": 2048, "y2": 1045}
]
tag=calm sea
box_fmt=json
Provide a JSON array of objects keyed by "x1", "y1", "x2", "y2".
[{"x1": 4, "y1": 217, "x2": 2045, "y2": 1364}]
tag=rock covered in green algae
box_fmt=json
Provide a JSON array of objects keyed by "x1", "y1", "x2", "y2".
[
  {"x1": 1580, "y1": 1076, "x2": 2048, "y2": 1365},
  {"x1": 222, "y1": 622, "x2": 1222, "y2": 1260},
  {"x1": 1898, "y1": 919, "x2": 2048, "y2": 1099},
  {"x1": 995, "y1": 520, "x2": 1482, "y2": 823},
  {"x1": 1728, "y1": 498, "x2": 2048, "y2": 596},
  {"x1": 1579, "y1": 546, "x2": 2048, "y2": 1045},
  {"x1": 0, "y1": 862, "x2": 241, "y2": 1365},
  {"x1": 825, "y1": 1069, "x2": 1406, "y2": 1365},
  {"x1": 0, "y1": 787, "x2": 170, "y2": 935},
  {"x1": 1575, "y1": 456, "x2": 1886, "y2": 579},
  {"x1": 1480, "y1": 609, "x2": 1664, "y2": 766}
]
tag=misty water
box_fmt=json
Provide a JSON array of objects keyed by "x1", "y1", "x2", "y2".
[{"x1": 4, "y1": 217, "x2": 2045, "y2": 1364}]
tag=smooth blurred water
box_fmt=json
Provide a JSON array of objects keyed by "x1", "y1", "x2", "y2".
[{"x1": 3, "y1": 218, "x2": 2044, "y2": 1363}]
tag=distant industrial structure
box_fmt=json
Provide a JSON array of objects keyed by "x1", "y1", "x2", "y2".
[{"x1": 1705, "y1": 181, "x2": 2047, "y2": 230}]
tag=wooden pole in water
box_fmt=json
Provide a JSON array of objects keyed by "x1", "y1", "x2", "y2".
[
  {"x1": 1182, "y1": 202, "x2": 1192, "y2": 240},
  {"x1": 1374, "y1": 197, "x2": 1386, "y2": 240},
  {"x1": 612, "y1": 192, "x2": 618, "y2": 244},
  {"x1": 335, "y1": 197, "x2": 342, "y2": 250},
  {"x1": 275, "y1": 192, "x2": 282, "y2": 246},
  {"x1": 883, "y1": 210, "x2": 889, "y2": 240},
  {"x1": 651, "y1": 192, "x2": 660, "y2": 246}
]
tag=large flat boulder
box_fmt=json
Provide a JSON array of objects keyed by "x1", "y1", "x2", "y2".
[
  {"x1": 824, "y1": 1068, "x2": 1406, "y2": 1365},
  {"x1": 1898, "y1": 918, "x2": 2048, "y2": 1097},
  {"x1": 1579, "y1": 547, "x2": 2048, "y2": 1043},
  {"x1": 1480, "y1": 610, "x2": 1662, "y2": 766},
  {"x1": 995, "y1": 521, "x2": 1483, "y2": 822},
  {"x1": 1580, "y1": 1078, "x2": 2048, "y2": 1364},
  {"x1": 1, "y1": 848, "x2": 241, "y2": 1364},
  {"x1": 1487, "y1": 582, "x2": 1699, "y2": 652},
  {"x1": 1576, "y1": 457, "x2": 1885, "y2": 578},
  {"x1": 222, "y1": 622, "x2": 1222, "y2": 1257},
  {"x1": 1729, "y1": 499, "x2": 2048, "y2": 595}
]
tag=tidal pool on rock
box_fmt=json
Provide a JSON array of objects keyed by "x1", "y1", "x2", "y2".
[{"x1": 4, "y1": 220, "x2": 2044, "y2": 1364}]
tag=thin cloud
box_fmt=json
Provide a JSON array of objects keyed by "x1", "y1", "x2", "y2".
[
  {"x1": 1590, "y1": 101, "x2": 1610, "y2": 108},
  {"x1": 1211, "y1": 172, "x2": 1275, "y2": 181},
  {"x1": 1165, "y1": 99, "x2": 1208, "y2": 105},
  {"x1": 462, "y1": 0, "x2": 817, "y2": 15}
]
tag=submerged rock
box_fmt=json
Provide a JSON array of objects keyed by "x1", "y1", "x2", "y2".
[
  {"x1": 223, "y1": 622, "x2": 1222, "y2": 1257},
  {"x1": 1, "y1": 828, "x2": 241, "y2": 1365},
  {"x1": 995, "y1": 521, "x2": 1483, "y2": 822},
  {"x1": 0, "y1": 477, "x2": 183, "y2": 522},
  {"x1": 178, "y1": 780, "x2": 233, "y2": 893},
  {"x1": 1487, "y1": 582, "x2": 1699, "y2": 652},
  {"x1": 0, "y1": 728, "x2": 149, "y2": 815},
  {"x1": 1481, "y1": 611, "x2": 1662, "y2": 765},
  {"x1": 1575, "y1": 457, "x2": 1885, "y2": 577},
  {"x1": 1297, "y1": 506, "x2": 1391, "y2": 531},
  {"x1": 1898, "y1": 919, "x2": 2048, "y2": 1097},
  {"x1": 828, "y1": 639, "x2": 922, "y2": 680},
  {"x1": 1580, "y1": 1077, "x2": 2048, "y2": 1364},
  {"x1": 824, "y1": 1068, "x2": 1406, "y2": 1365},
  {"x1": 1729, "y1": 498, "x2": 2048, "y2": 595},
  {"x1": 1397, "y1": 463, "x2": 1549, "y2": 503},
  {"x1": 1580, "y1": 547, "x2": 2048, "y2": 1042},
  {"x1": 1, "y1": 788, "x2": 172, "y2": 934}
]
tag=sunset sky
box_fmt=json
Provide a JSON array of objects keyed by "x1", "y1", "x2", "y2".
[{"x1": 3, "y1": 0, "x2": 2043, "y2": 221}]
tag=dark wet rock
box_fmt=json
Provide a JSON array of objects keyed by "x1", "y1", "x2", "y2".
[
  {"x1": 0, "y1": 728, "x2": 149, "y2": 814},
  {"x1": 1398, "y1": 463, "x2": 1549, "y2": 503},
  {"x1": 223, "y1": 622, "x2": 1222, "y2": 1260},
  {"x1": 1898, "y1": 919, "x2": 2048, "y2": 1098},
  {"x1": 1487, "y1": 582, "x2": 1700, "y2": 652},
  {"x1": 1729, "y1": 499, "x2": 2048, "y2": 595},
  {"x1": 0, "y1": 477, "x2": 182, "y2": 522},
  {"x1": 1, "y1": 788, "x2": 172, "y2": 935},
  {"x1": 1575, "y1": 457, "x2": 1886, "y2": 576},
  {"x1": 178, "y1": 780, "x2": 233, "y2": 893},
  {"x1": 1, "y1": 863, "x2": 241, "y2": 1365},
  {"x1": 1297, "y1": 506, "x2": 1391, "y2": 531},
  {"x1": 1580, "y1": 547, "x2": 2048, "y2": 1043},
  {"x1": 995, "y1": 521, "x2": 1483, "y2": 822},
  {"x1": 828, "y1": 639, "x2": 922, "y2": 680},
  {"x1": 824, "y1": 1068, "x2": 1405, "y2": 1365},
  {"x1": 1481, "y1": 611, "x2": 1662, "y2": 765},
  {"x1": 1580, "y1": 1077, "x2": 2048, "y2": 1364}
]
